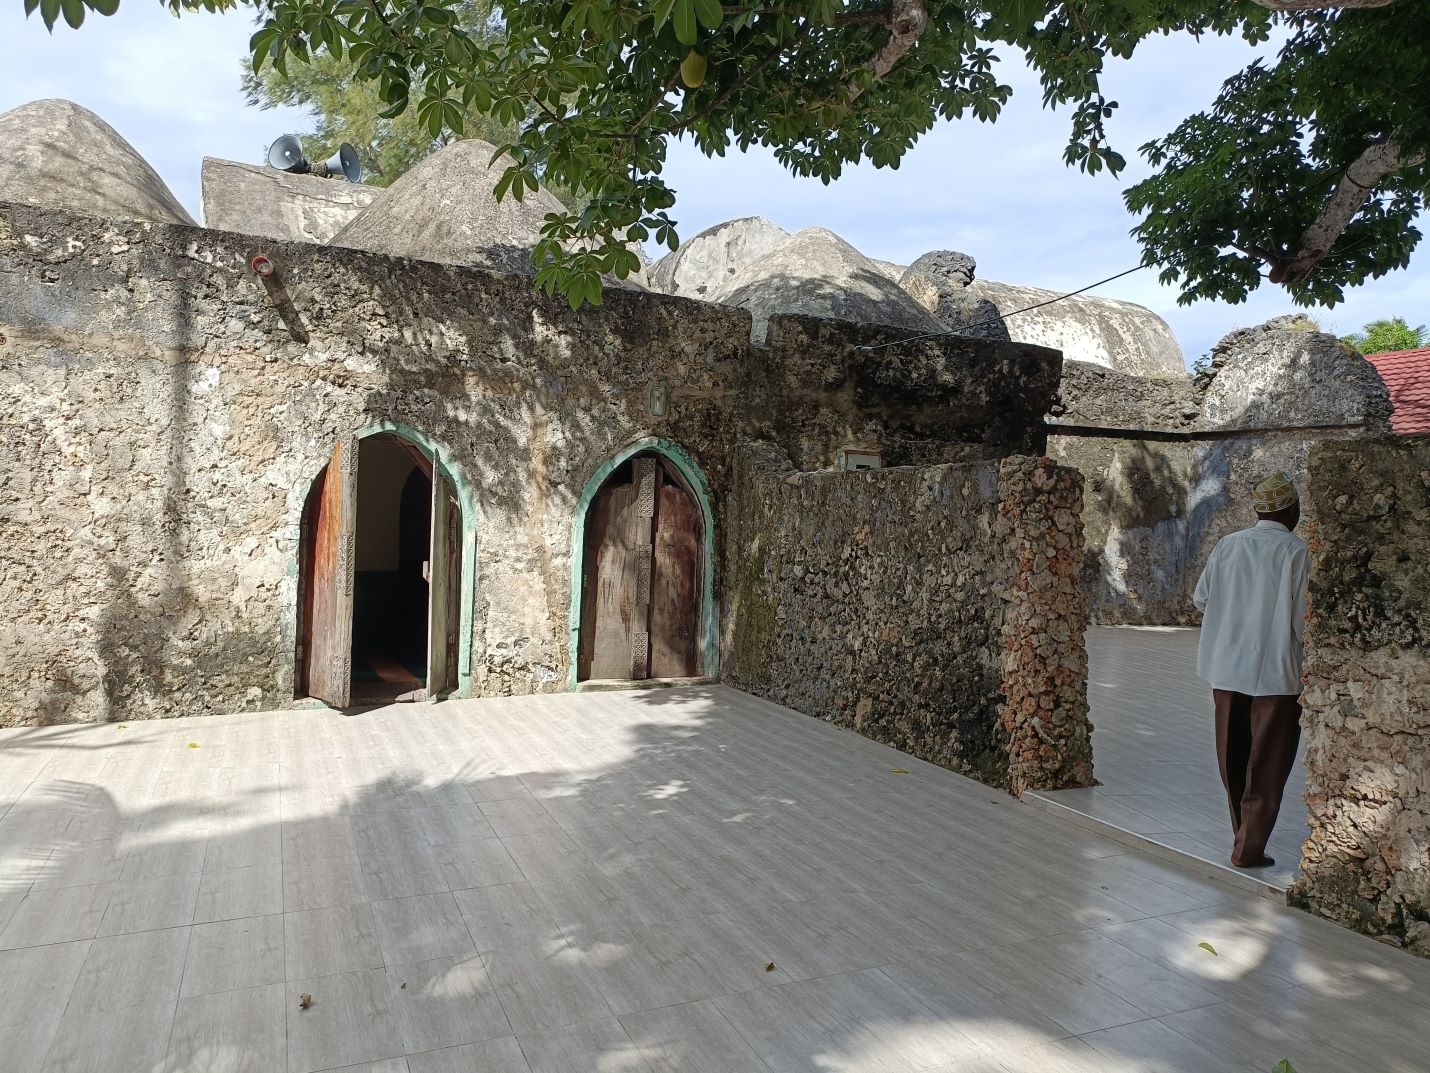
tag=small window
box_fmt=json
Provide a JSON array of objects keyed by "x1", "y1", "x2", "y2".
[{"x1": 838, "y1": 446, "x2": 882, "y2": 472}]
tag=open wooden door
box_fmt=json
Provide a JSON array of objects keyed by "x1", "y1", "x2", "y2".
[
  {"x1": 308, "y1": 435, "x2": 359, "y2": 707},
  {"x1": 426, "y1": 449, "x2": 459, "y2": 699},
  {"x1": 649, "y1": 468, "x2": 701, "y2": 678}
]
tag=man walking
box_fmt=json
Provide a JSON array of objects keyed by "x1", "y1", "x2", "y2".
[{"x1": 1192, "y1": 472, "x2": 1308, "y2": 869}]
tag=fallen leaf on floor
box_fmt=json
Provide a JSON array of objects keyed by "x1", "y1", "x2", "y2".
[
  {"x1": 298, "y1": 993, "x2": 313, "y2": 1009},
  {"x1": 764, "y1": 962, "x2": 776, "y2": 972},
  {"x1": 116, "y1": 725, "x2": 127, "y2": 731},
  {"x1": 1197, "y1": 941, "x2": 1217, "y2": 956},
  {"x1": 890, "y1": 769, "x2": 909, "y2": 775},
  {"x1": 1272, "y1": 1061, "x2": 1298, "y2": 1073},
  {"x1": 187, "y1": 742, "x2": 200, "y2": 749},
  {"x1": 400, "y1": 982, "x2": 407, "y2": 989}
]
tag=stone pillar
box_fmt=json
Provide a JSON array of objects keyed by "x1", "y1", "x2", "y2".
[
  {"x1": 1290, "y1": 439, "x2": 1430, "y2": 955},
  {"x1": 996, "y1": 456, "x2": 1094, "y2": 793}
]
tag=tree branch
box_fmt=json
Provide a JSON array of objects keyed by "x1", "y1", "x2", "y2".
[
  {"x1": 1268, "y1": 136, "x2": 1425, "y2": 284},
  {"x1": 846, "y1": 0, "x2": 927, "y2": 104},
  {"x1": 1250, "y1": 0, "x2": 1392, "y2": 9},
  {"x1": 671, "y1": 45, "x2": 785, "y2": 133}
]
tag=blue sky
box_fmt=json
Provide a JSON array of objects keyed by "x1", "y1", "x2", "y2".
[{"x1": 2, "y1": 5, "x2": 1425, "y2": 364}]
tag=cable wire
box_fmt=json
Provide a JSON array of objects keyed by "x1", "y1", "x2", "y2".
[{"x1": 856, "y1": 264, "x2": 1149, "y2": 351}]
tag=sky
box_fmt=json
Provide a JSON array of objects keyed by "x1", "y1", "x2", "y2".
[{"x1": 2, "y1": 5, "x2": 1426, "y2": 364}]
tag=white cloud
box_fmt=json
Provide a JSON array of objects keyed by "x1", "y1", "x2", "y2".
[{"x1": 1, "y1": 9, "x2": 1424, "y2": 363}]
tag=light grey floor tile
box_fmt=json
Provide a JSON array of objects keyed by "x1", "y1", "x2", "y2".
[
  {"x1": 567, "y1": 926, "x2": 717, "y2": 1016},
  {"x1": 372, "y1": 892, "x2": 476, "y2": 966},
  {"x1": 416, "y1": 804, "x2": 499, "y2": 846},
  {"x1": 202, "y1": 826, "x2": 282, "y2": 873},
  {"x1": 285, "y1": 853, "x2": 371, "y2": 912},
  {"x1": 479, "y1": 798, "x2": 560, "y2": 838},
  {"x1": 384, "y1": 954, "x2": 511, "y2": 1053},
  {"x1": 1020, "y1": 930, "x2": 1221, "y2": 1019},
  {"x1": 120, "y1": 838, "x2": 208, "y2": 882},
  {"x1": 1079, "y1": 1017, "x2": 1242, "y2": 1073},
  {"x1": 982, "y1": 1037, "x2": 1113, "y2": 1073},
  {"x1": 97, "y1": 872, "x2": 200, "y2": 936},
  {"x1": 41, "y1": 996, "x2": 177, "y2": 1073},
  {"x1": 68, "y1": 926, "x2": 191, "y2": 1014},
  {"x1": 482, "y1": 939, "x2": 613, "y2": 1035},
  {"x1": 319, "y1": 1061, "x2": 410, "y2": 1073},
  {"x1": 0, "y1": 883, "x2": 112, "y2": 949},
  {"x1": 501, "y1": 831, "x2": 592, "y2": 880},
  {"x1": 517, "y1": 1019, "x2": 647, "y2": 1073},
  {"x1": 282, "y1": 816, "x2": 358, "y2": 863},
  {"x1": 195, "y1": 863, "x2": 283, "y2": 923},
  {"x1": 31, "y1": 841, "x2": 128, "y2": 890},
  {"x1": 0, "y1": 941, "x2": 92, "y2": 1072},
  {"x1": 164, "y1": 982, "x2": 286, "y2": 1073},
  {"x1": 453, "y1": 881, "x2": 563, "y2": 953},
  {"x1": 406, "y1": 1036, "x2": 530, "y2": 1073},
  {"x1": 621, "y1": 999, "x2": 774, "y2": 1073},
  {"x1": 286, "y1": 970, "x2": 405, "y2": 1073},
  {"x1": 638, "y1": 914, "x2": 794, "y2": 996},
  {"x1": 285, "y1": 903, "x2": 384, "y2": 980},
  {"x1": 0, "y1": 892, "x2": 22, "y2": 931},
  {"x1": 181, "y1": 914, "x2": 284, "y2": 997},
  {"x1": 363, "y1": 846, "x2": 450, "y2": 901},
  {"x1": 435, "y1": 837, "x2": 526, "y2": 891}
]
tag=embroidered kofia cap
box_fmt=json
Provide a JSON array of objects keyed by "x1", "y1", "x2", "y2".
[{"x1": 1252, "y1": 472, "x2": 1299, "y2": 513}]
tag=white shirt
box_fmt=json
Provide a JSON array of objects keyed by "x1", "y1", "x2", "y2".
[{"x1": 1193, "y1": 520, "x2": 1309, "y2": 697}]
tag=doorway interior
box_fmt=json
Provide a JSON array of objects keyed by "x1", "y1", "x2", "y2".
[
  {"x1": 296, "y1": 431, "x2": 462, "y2": 708},
  {"x1": 577, "y1": 452, "x2": 705, "y2": 684}
]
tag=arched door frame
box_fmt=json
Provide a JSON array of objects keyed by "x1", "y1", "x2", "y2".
[
  {"x1": 568, "y1": 436, "x2": 718, "y2": 688},
  {"x1": 297, "y1": 420, "x2": 478, "y2": 700}
]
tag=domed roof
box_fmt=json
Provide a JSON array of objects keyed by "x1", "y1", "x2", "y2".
[
  {"x1": 715, "y1": 226, "x2": 942, "y2": 343},
  {"x1": 328, "y1": 138, "x2": 565, "y2": 275},
  {"x1": 648, "y1": 216, "x2": 790, "y2": 298},
  {"x1": 0, "y1": 99, "x2": 194, "y2": 225}
]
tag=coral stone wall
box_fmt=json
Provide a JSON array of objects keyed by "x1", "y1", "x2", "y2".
[
  {"x1": 725, "y1": 445, "x2": 1091, "y2": 792},
  {"x1": 1290, "y1": 438, "x2": 1430, "y2": 955},
  {"x1": 0, "y1": 202, "x2": 1060, "y2": 726}
]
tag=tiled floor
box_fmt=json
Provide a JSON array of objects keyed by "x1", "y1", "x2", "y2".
[
  {"x1": 2, "y1": 685, "x2": 1422, "y2": 1073},
  {"x1": 1028, "y1": 628, "x2": 1309, "y2": 891}
]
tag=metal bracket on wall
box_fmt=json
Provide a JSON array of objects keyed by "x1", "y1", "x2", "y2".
[{"x1": 249, "y1": 252, "x2": 310, "y2": 344}]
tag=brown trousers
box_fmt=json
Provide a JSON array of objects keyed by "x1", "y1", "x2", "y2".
[{"x1": 1213, "y1": 690, "x2": 1302, "y2": 866}]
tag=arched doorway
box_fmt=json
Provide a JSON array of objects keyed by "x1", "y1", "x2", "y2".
[
  {"x1": 296, "y1": 431, "x2": 463, "y2": 707},
  {"x1": 575, "y1": 448, "x2": 711, "y2": 684}
]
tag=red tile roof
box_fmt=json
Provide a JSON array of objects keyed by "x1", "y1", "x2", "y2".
[{"x1": 1366, "y1": 348, "x2": 1430, "y2": 436}]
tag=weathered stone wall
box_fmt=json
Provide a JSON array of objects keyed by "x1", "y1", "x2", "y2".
[
  {"x1": 0, "y1": 201, "x2": 1059, "y2": 726},
  {"x1": 1050, "y1": 319, "x2": 1392, "y2": 624},
  {"x1": 1290, "y1": 438, "x2": 1430, "y2": 955},
  {"x1": 724, "y1": 445, "x2": 1091, "y2": 792}
]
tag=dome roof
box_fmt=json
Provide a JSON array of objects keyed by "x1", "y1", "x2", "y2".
[
  {"x1": 648, "y1": 216, "x2": 790, "y2": 298},
  {"x1": 0, "y1": 99, "x2": 193, "y2": 225},
  {"x1": 328, "y1": 138, "x2": 565, "y2": 275},
  {"x1": 716, "y1": 227, "x2": 942, "y2": 344}
]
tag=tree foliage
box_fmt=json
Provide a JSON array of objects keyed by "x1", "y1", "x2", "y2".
[
  {"x1": 22, "y1": 0, "x2": 1429, "y2": 311},
  {"x1": 240, "y1": 0, "x2": 514, "y2": 186},
  {"x1": 1342, "y1": 316, "x2": 1428, "y2": 355}
]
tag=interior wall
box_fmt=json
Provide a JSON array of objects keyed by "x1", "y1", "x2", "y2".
[{"x1": 356, "y1": 438, "x2": 418, "y2": 572}]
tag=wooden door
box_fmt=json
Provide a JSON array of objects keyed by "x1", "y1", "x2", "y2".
[
  {"x1": 578, "y1": 455, "x2": 701, "y2": 682},
  {"x1": 308, "y1": 435, "x2": 359, "y2": 707},
  {"x1": 426, "y1": 450, "x2": 458, "y2": 698},
  {"x1": 649, "y1": 468, "x2": 701, "y2": 678}
]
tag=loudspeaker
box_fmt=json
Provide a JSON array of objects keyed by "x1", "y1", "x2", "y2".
[
  {"x1": 266, "y1": 134, "x2": 308, "y2": 173},
  {"x1": 316, "y1": 143, "x2": 361, "y2": 183}
]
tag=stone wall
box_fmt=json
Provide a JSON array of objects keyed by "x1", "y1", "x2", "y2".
[
  {"x1": 0, "y1": 201, "x2": 1060, "y2": 726},
  {"x1": 724, "y1": 445, "x2": 1091, "y2": 792},
  {"x1": 1049, "y1": 318, "x2": 1392, "y2": 624},
  {"x1": 1290, "y1": 438, "x2": 1430, "y2": 955}
]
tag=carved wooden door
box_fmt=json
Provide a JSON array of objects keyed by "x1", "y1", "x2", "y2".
[
  {"x1": 308, "y1": 435, "x2": 359, "y2": 707},
  {"x1": 578, "y1": 456, "x2": 700, "y2": 682},
  {"x1": 426, "y1": 450, "x2": 459, "y2": 698}
]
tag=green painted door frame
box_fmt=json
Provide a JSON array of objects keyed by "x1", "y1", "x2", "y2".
[
  {"x1": 567, "y1": 437, "x2": 719, "y2": 689},
  {"x1": 353, "y1": 420, "x2": 479, "y2": 699}
]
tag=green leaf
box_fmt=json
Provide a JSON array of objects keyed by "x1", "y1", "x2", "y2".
[
  {"x1": 59, "y1": 0, "x2": 83, "y2": 26},
  {"x1": 692, "y1": 0, "x2": 721, "y2": 32},
  {"x1": 673, "y1": 0, "x2": 696, "y2": 46},
  {"x1": 39, "y1": 0, "x2": 60, "y2": 29},
  {"x1": 1197, "y1": 941, "x2": 1217, "y2": 956},
  {"x1": 87, "y1": 0, "x2": 120, "y2": 15},
  {"x1": 23, "y1": 0, "x2": 40, "y2": 16},
  {"x1": 651, "y1": 0, "x2": 676, "y2": 31},
  {"x1": 1271, "y1": 1062, "x2": 1298, "y2": 1073}
]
